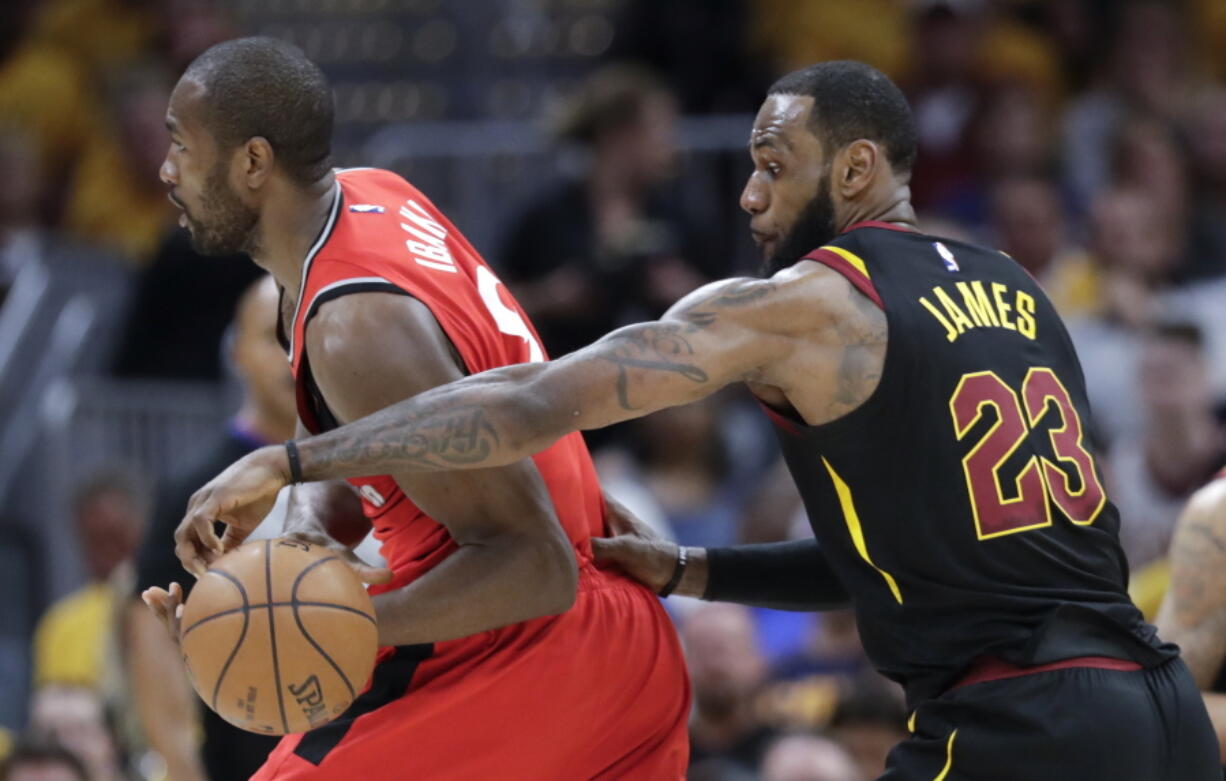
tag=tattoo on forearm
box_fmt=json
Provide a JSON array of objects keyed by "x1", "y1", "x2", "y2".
[
  {"x1": 301, "y1": 405, "x2": 502, "y2": 477},
  {"x1": 298, "y1": 278, "x2": 784, "y2": 476},
  {"x1": 601, "y1": 325, "x2": 710, "y2": 411}
]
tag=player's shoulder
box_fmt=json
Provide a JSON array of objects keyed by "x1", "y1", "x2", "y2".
[
  {"x1": 305, "y1": 286, "x2": 443, "y2": 364},
  {"x1": 665, "y1": 266, "x2": 865, "y2": 338}
]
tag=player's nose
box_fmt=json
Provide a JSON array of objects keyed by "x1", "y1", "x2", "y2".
[
  {"x1": 740, "y1": 174, "x2": 766, "y2": 216},
  {"x1": 160, "y1": 150, "x2": 178, "y2": 186}
]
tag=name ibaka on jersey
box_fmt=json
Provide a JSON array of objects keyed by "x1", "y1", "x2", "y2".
[{"x1": 398, "y1": 200, "x2": 456, "y2": 273}]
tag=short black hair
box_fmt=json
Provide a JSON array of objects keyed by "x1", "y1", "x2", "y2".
[
  {"x1": 768, "y1": 61, "x2": 917, "y2": 174},
  {"x1": 0, "y1": 734, "x2": 89, "y2": 781},
  {"x1": 184, "y1": 36, "x2": 333, "y2": 184}
]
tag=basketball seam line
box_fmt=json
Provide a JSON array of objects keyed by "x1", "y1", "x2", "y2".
[
  {"x1": 291, "y1": 555, "x2": 358, "y2": 702},
  {"x1": 267, "y1": 539, "x2": 290, "y2": 734},
  {"x1": 180, "y1": 601, "x2": 376, "y2": 638},
  {"x1": 199, "y1": 568, "x2": 250, "y2": 712}
]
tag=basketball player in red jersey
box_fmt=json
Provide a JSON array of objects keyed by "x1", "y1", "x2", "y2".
[{"x1": 140, "y1": 37, "x2": 689, "y2": 779}]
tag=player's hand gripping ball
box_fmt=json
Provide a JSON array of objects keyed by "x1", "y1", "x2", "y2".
[{"x1": 178, "y1": 537, "x2": 378, "y2": 735}]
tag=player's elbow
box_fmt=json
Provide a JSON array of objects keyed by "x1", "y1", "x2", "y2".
[{"x1": 528, "y1": 531, "x2": 579, "y2": 616}]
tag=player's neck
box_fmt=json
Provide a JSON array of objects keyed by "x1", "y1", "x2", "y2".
[
  {"x1": 248, "y1": 171, "x2": 338, "y2": 299},
  {"x1": 838, "y1": 181, "x2": 917, "y2": 233}
]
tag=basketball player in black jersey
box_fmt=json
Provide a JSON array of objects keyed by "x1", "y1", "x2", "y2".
[{"x1": 176, "y1": 61, "x2": 1219, "y2": 779}]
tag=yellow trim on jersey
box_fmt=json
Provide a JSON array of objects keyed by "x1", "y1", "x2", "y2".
[
  {"x1": 908, "y1": 711, "x2": 917, "y2": 733},
  {"x1": 933, "y1": 730, "x2": 957, "y2": 780},
  {"x1": 820, "y1": 245, "x2": 872, "y2": 279},
  {"x1": 822, "y1": 457, "x2": 903, "y2": 604}
]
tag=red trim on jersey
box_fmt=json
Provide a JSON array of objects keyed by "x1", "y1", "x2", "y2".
[
  {"x1": 802, "y1": 248, "x2": 885, "y2": 310},
  {"x1": 842, "y1": 220, "x2": 915, "y2": 234},
  {"x1": 951, "y1": 655, "x2": 1141, "y2": 691},
  {"x1": 756, "y1": 398, "x2": 803, "y2": 435}
]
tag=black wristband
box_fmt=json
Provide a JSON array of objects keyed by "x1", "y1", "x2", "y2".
[
  {"x1": 657, "y1": 545, "x2": 688, "y2": 598},
  {"x1": 285, "y1": 440, "x2": 304, "y2": 484}
]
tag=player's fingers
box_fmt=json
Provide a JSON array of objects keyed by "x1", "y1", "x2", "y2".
[
  {"x1": 355, "y1": 565, "x2": 393, "y2": 585},
  {"x1": 141, "y1": 587, "x2": 171, "y2": 618},
  {"x1": 174, "y1": 532, "x2": 208, "y2": 580},
  {"x1": 590, "y1": 536, "x2": 632, "y2": 564},
  {"x1": 220, "y1": 523, "x2": 251, "y2": 553},
  {"x1": 601, "y1": 494, "x2": 639, "y2": 536}
]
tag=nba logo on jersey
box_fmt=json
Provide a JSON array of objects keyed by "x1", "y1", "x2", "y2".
[
  {"x1": 359, "y1": 484, "x2": 386, "y2": 507},
  {"x1": 933, "y1": 241, "x2": 959, "y2": 272},
  {"x1": 349, "y1": 204, "x2": 386, "y2": 213}
]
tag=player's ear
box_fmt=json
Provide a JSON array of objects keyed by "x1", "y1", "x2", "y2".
[
  {"x1": 242, "y1": 136, "x2": 275, "y2": 189},
  {"x1": 836, "y1": 140, "x2": 877, "y2": 199}
]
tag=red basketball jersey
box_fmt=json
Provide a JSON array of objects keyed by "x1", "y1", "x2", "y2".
[{"x1": 286, "y1": 167, "x2": 605, "y2": 591}]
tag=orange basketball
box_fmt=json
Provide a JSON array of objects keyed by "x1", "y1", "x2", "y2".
[{"x1": 179, "y1": 537, "x2": 378, "y2": 735}]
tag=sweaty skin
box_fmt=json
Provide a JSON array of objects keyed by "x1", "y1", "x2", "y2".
[
  {"x1": 176, "y1": 94, "x2": 916, "y2": 591},
  {"x1": 1155, "y1": 477, "x2": 1226, "y2": 763}
]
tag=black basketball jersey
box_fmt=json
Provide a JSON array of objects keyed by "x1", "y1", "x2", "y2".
[{"x1": 766, "y1": 221, "x2": 1173, "y2": 707}]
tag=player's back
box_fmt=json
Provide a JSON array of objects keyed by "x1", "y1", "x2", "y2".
[
  {"x1": 288, "y1": 168, "x2": 605, "y2": 586},
  {"x1": 769, "y1": 222, "x2": 1173, "y2": 707}
]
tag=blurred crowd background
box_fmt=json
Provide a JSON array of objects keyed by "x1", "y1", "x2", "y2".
[{"x1": 3, "y1": 0, "x2": 1226, "y2": 779}]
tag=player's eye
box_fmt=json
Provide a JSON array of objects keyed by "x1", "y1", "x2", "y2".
[{"x1": 765, "y1": 162, "x2": 782, "y2": 177}]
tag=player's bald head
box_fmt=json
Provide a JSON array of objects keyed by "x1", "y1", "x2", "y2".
[{"x1": 181, "y1": 36, "x2": 333, "y2": 185}]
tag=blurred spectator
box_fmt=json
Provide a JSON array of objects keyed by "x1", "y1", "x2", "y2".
[
  {"x1": 988, "y1": 176, "x2": 1096, "y2": 317},
  {"x1": 1111, "y1": 323, "x2": 1226, "y2": 567},
  {"x1": 1062, "y1": 0, "x2": 1193, "y2": 210},
  {"x1": 63, "y1": 65, "x2": 176, "y2": 265},
  {"x1": 32, "y1": 469, "x2": 147, "y2": 692},
  {"x1": 0, "y1": 3, "x2": 98, "y2": 224},
  {"x1": 750, "y1": 0, "x2": 910, "y2": 82},
  {"x1": 760, "y1": 733, "x2": 863, "y2": 781},
  {"x1": 684, "y1": 604, "x2": 778, "y2": 774},
  {"x1": 828, "y1": 676, "x2": 908, "y2": 780},
  {"x1": 157, "y1": 0, "x2": 235, "y2": 75},
  {"x1": 937, "y1": 82, "x2": 1056, "y2": 227},
  {"x1": 738, "y1": 459, "x2": 804, "y2": 544},
  {"x1": 28, "y1": 687, "x2": 121, "y2": 781},
  {"x1": 615, "y1": 396, "x2": 760, "y2": 548},
  {"x1": 759, "y1": 611, "x2": 873, "y2": 733},
  {"x1": 904, "y1": 2, "x2": 1062, "y2": 213},
  {"x1": 1185, "y1": 88, "x2": 1226, "y2": 282},
  {"x1": 1067, "y1": 186, "x2": 1184, "y2": 445},
  {"x1": 0, "y1": 734, "x2": 88, "y2": 781},
  {"x1": 499, "y1": 64, "x2": 711, "y2": 359},
  {"x1": 127, "y1": 276, "x2": 288, "y2": 781},
  {"x1": 0, "y1": 129, "x2": 44, "y2": 294},
  {"x1": 110, "y1": 228, "x2": 263, "y2": 380},
  {"x1": 28, "y1": 0, "x2": 160, "y2": 76}
]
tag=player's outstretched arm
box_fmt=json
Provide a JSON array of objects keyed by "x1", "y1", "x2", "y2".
[
  {"x1": 287, "y1": 274, "x2": 799, "y2": 478},
  {"x1": 1156, "y1": 476, "x2": 1226, "y2": 762},
  {"x1": 180, "y1": 264, "x2": 875, "y2": 562}
]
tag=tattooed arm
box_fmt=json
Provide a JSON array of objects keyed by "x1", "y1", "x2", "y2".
[
  {"x1": 180, "y1": 264, "x2": 884, "y2": 544},
  {"x1": 1155, "y1": 477, "x2": 1226, "y2": 762}
]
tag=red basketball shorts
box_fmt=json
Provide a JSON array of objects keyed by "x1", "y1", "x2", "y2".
[{"x1": 250, "y1": 564, "x2": 691, "y2": 780}]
